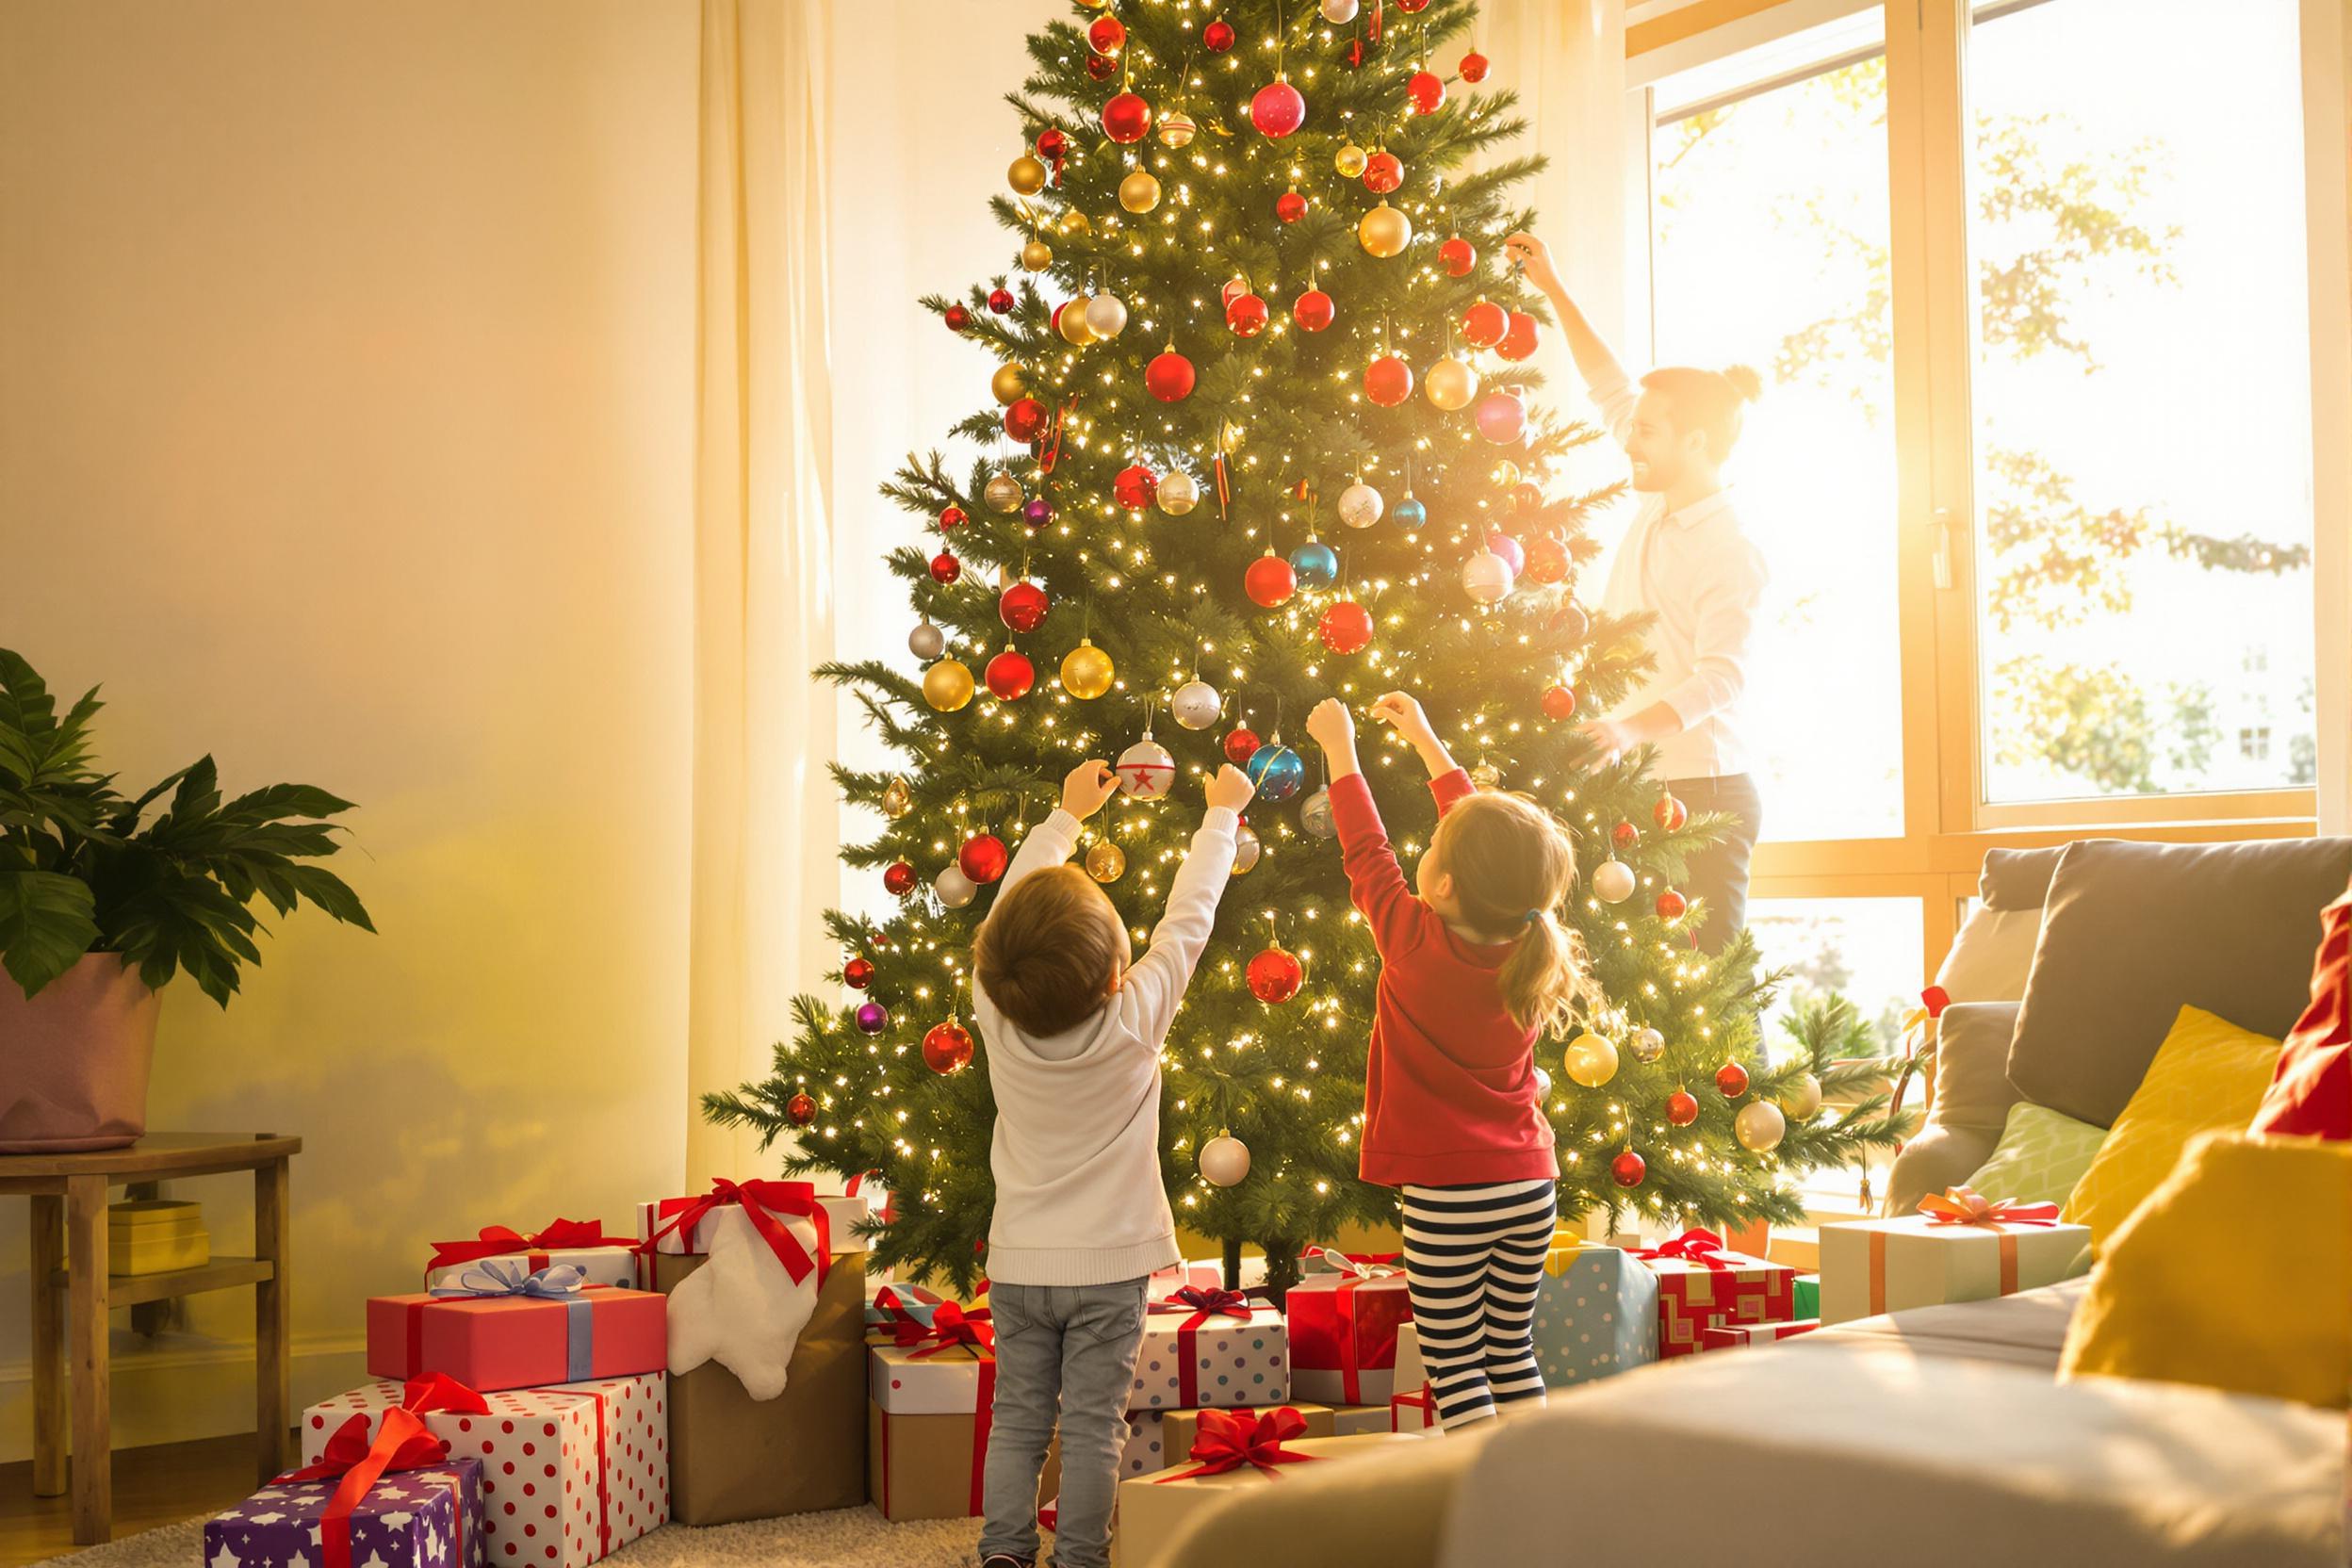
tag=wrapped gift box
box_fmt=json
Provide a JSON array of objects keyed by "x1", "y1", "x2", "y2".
[
  {"x1": 1793, "y1": 1273, "x2": 1821, "y2": 1321},
  {"x1": 1286, "y1": 1267, "x2": 1408, "y2": 1406},
  {"x1": 108, "y1": 1199, "x2": 209, "y2": 1276},
  {"x1": 1389, "y1": 1385, "x2": 1437, "y2": 1433},
  {"x1": 1818, "y1": 1211, "x2": 2090, "y2": 1324},
  {"x1": 1116, "y1": 1428, "x2": 1420, "y2": 1568},
  {"x1": 863, "y1": 1279, "x2": 988, "y2": 1336},
  {"x1": 1147, "y1": 1258, "x2": 1225, "y2": 1295},
  {"x1": 424, "y1": 1221, "x2": 641, "y2": 1293},
  {"x1": 366, "y1": 1279, "x2": 665, "y2": 1392},
  {"x1": 1330, "y1": 1402, "x2": 1391, "y2": 1435},
  {"x1": 637, "y1": 1179, "x2": 865, "y2": 1259},
  {"x1": 867, "y1": 1326, "x2": 1001, "y2": 1521},
  {"x1": 1298, "y1": 1246, "x2": 1403, "y2": 1276},
  {"x1": 1699, "y1": 1318, "x2": 1821, "y2": 1349},
  {"x1": 426, "y1": 1248, "x2": 639, "y2": 1294},
  {"x1": 1129, "y1": 1293, "x2": 1289, "y2": 1413},
  {"x1": 1530, "y1": 1239, "x2": 1659, "y2": 1388},
  {"x1": 1037, "y1": 1409, "x2": 1171, "y2": 1507},
  {"x1": 301, "y1": 1380, "x2": 662, "y2": 1568},
  {"x1": 1633, "y1": 1231, "x2": 1795, "y2": 1357},
  {"x1": 208, "y1": 1460, "x2": 483, "y2": 1568}
]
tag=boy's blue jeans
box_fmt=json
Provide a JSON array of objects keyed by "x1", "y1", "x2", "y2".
[{"x1": 977, "y1": 1277, "x2": 1150, "y2": 1568}]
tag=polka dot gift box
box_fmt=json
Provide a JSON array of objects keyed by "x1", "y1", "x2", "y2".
[
  {"x1": 301, "y1": 1374, "x2": 667, "y2": 1568},
  {"x1": 1527, "y1": 1236, "x2": 1661, "y2": 1389},
  {"x1": 1130, "y1": 1288, "x2": 1291, "y2": 1413}
]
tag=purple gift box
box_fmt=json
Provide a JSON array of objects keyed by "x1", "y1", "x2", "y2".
[{"x1": 205, "y1": 1458, "x2": 486, "y2": 1568}]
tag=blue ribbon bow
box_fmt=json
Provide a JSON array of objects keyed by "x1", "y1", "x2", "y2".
[{"x1": 429, "y1": 1262, "x2": 596, "y2": 1381}]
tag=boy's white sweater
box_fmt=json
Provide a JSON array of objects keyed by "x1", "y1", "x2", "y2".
[{"x1": 976, "y1": 803, "x2": 1239, "y2": 1286}]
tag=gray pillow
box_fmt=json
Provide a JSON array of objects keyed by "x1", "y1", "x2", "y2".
[
  {"x1": 1980, "y1": 845, "x2": 2066, "y2": 911},
  {"x1": 1885, "y1": 1002, "x2": 2022, "y2": 1215},
  {"x1": 2006, "y1": 837, "x2": 2352, "y2": 1127}
]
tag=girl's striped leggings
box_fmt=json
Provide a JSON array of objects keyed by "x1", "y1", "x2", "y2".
[{"x1": 1400, "y1": 1177, "x2": 1559, "y2": 1429}]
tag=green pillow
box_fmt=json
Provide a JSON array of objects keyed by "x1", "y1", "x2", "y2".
[{"x1": 1965, "y1": 1102, "x2": 2108, "y2": 1208}]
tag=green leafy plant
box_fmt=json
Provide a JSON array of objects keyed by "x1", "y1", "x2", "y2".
[{"x1": 0, "y1": 648, "x2": 373, "y2": 1006}]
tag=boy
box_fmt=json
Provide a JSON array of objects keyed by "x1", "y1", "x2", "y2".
[{"x1": 973, "y1": 757, "x2": 1258, "y2": 1568}]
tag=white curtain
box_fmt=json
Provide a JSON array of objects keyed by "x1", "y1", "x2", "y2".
[{"x1": 686, "y1": 0, "x2": 838, "y2": 1184}]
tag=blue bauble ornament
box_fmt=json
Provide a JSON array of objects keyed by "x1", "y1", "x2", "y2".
[
  {"x1": 1246, "y1": 743, "x2": 1307, "y2": 802},
  {"x1": 1288, "y1": 539, "x2": 1340, "y2": 588},
  {"x1": 1393, "y1": 496, "x2": 1429, "y2": 531}
]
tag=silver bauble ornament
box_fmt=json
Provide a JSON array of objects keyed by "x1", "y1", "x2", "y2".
[
  {"x1": 1232, "y1": 822, "x2": 1262, "y2": 874},
  {"x1": 1171, "y1": 678, "x2": 1223, "y2": 729},
  {"x1": 1592, "y1": 858, "x2": 1637, "y2": 903},
  {"x1": 1462, "y1": 548, "x2": 1515, "y2": 605},
  {"x1": 1158, "y1": 470, "x2": 1200, "y2": 516},
  {"x1": 1532, "y1": 1064, "x2": 1553, "y2": 1100},
  {"x1": 1320, "y1": 0, "x2": 1359, "y2": 20},
  {"x1": 1199, "y1": 1134, "x2": 1251, "y2": 1186},
  {"x1": 933, "y1": 863, "x2": 978, "y2": 909},
  {"x1": 1299, "y1": 786, "x2": 1336, "y2": 840},
  {"x1": 984, "y1": 471, "x2": 1024, "y2": 513},
  {"x1": 1085, "y1": 291, "x2": 1130, "y2": 339},
  {"x1": 908, "y1": 620, "x2": 946, "y2": 661},
  {"x1": 1337, "y1": 480, "x2": 1384, "y2": 530},
  {"x1": 1630, "y1": 1026, "x2": 1667, "y2": 1065}
]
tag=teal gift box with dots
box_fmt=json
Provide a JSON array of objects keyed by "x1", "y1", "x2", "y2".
[
  {"x1": 1127, "y1": 1301, "x2": 1290, "y2": 1413},
  {"x1": 1530, "y1": 1240, "x2": 1661, "y2": 1389}
]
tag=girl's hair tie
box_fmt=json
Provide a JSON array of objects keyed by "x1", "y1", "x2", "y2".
[{"x1": 1524, "y1": 908, "x2": 1544, "y2": 924}]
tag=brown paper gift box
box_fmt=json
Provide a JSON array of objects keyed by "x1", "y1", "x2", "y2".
[
  {"x1": 1114, "y1": 1431, "x2": 1422, "y2": 1568},
  {"x1": 652, "y1": 1250, "x2": 866, "y2": 1524},
  {"x1": 867, "y1": 1397, "x2": 997, "y2": 1522}
]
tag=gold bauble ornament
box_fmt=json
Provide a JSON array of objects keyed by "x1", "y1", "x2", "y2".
[
  {"x1": 1059, "y1": 208, "x2": 1091, "y2": 236},
  {"x1": 1021, "y1": 238, "x2": 1054, "y2": 270},
  {"x1": 985, "y1": 471, "x2": 1025, "y2": 513},
  {"x1": 1008, "y1": 155, "x2": 1049, "y2": 196},
  {"x1": 1086, "y1": 840, "x2": 1127, "y2": 882},
  {"x1": 1334, "y1": 141, "x2": 1369, "y2": 178},
  {"x1": 1492, "y1": 459, "x2": 1522, "y2": 489},
  {"x1": 1058, "y1": 301, "x2": 1097, "y2": 346},
  {"x1": 1735, "y1": 1100, "x2": 1788, "y2": 1152},
  {"x1": 1119, "y1": 170, "x2": 1163, "y2": 213},
  {"x1": 1563, "y1": 1032, "x2": 1620, "y2": 1088},
  {"x1": 882, "y1": 776, "x2": 913, "y2": 820},
  {"x1": 923, "y1": 659, "x2": 975, "y2": 712},
  {"x1": 1060, "y1": 637, "x2": 1116, "y2": 699},
  {"x1": 1425, "y1": 356, "x2": 1479, "y2": 411},
  {"x1": 1358, "y1": 201, "x2": 1413, "y2": 258},
  {"x1": 1781, "y1": 1072, "x2": 1824, "y2": 1120},
  {"x1": 1158, "y1": 109, "x2": 1198, "y2": 148},
  {"x1": 990, "y1": 363, "x2": 1027, "y2": 406}
]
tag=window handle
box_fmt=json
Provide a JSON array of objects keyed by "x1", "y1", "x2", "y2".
[{"x1": 1932, "y1": 507, "x2": 1957, "y2": 591}]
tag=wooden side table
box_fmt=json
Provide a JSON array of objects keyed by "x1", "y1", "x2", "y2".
[{"x1": 0, "y1": 1132, "x2": 301, "y2": 1545}]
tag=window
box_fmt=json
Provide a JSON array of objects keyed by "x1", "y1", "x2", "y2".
[{"x1": 2241, "y1": 727, "x2": 2273, "y2": 763}]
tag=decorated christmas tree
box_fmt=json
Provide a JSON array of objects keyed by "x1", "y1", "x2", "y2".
[{"x1": 706, "y1": 0, "x2": 1908, "y2": 1295}]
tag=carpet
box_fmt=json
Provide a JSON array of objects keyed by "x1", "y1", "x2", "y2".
[{"x1": 36, "y1": 1509, "x2": 982, "y2": 1568}]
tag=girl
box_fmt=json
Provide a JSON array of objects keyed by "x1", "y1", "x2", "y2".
[{"x1": 1303, "y1": 691, "x2": 1605, "y2": 1429}]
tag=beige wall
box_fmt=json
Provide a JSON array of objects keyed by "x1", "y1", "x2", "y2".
[{"x1": 0, "y1": 3, "x2": 701, "y2": 1459}]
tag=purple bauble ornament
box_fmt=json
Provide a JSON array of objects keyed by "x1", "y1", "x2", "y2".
[
  {"x1": 1021, "y1": 497, "x2": 1054, "y2": 529},
  {"x1": 855, "y1": 1001, "x2": 889, "y2": 1035}
]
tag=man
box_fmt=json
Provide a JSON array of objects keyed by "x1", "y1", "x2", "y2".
[{"x1": 1505, "y1": 232, "x2": 1769, "y2": 954}]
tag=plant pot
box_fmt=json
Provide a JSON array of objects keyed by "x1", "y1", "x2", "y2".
[{"x1": 0, "y1": 953, "x2": 161, "y2": 1153}]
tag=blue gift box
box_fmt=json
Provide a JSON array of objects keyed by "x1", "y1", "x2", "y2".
[{"x1": 1529, "y1": 1240, "x2": 1659, "y2": 1388}]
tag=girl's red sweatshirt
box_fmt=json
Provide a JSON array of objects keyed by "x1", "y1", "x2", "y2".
[{"x1": 1330, "y1": 768, "x2": 1559, "y2": 1187}]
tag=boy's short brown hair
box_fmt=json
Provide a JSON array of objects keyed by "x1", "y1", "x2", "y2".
[{"x1": 974, "y1": 865, "x2": 1125, "y2": 1037}]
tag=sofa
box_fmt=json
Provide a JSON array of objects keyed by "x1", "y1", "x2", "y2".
[{"x1": 1156, "y1": 834, "x2": 2352, "y2": 1566}]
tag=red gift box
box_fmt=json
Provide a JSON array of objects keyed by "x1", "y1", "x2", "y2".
[
  {"x1": 367, "y1": 1271, "x2": 666, "y2": 1393},
  {"x1": 1633, "y1": 1229, "x2": 1795, "y2": 1358},
  {"x1": 1286, "y1": 1251, "x2": 1410, "y2": 1405},
  {"x1": 1389, "y1": 1383, "x2": 1437, "y2": 1432},
  {"x1": 1698, "y1": 1318, "x2": 1820, "y2": 1350}
]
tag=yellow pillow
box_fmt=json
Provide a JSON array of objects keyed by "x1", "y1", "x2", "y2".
[
  {"x1": 2062, "y1": 1004, "x2": 2281, "y2": 1250},
  {"x1": 2059, "y1": 1130, "x2": 2349, "y2": 1409}
]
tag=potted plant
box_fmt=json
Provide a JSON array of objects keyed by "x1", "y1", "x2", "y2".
[{"x1": 0, "y1": 648, "x2": 373, "y2": 1151}]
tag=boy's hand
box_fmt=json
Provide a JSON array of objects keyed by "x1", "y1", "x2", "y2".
[
  {"x1": 1369, "y1": 692, "x2": 1437, "y2": 748},
  {"x1": 1060, "y1": 759, "x2": 1119, "y2": 820},
  {"x1": 1204, "y1": 764, "x2": 1257, "y2": 813},
  {"x1": 1305, "y1": 697, "x2": 1356, "y2": 756},
  {"x1": 1503, "y1": 232, "x2": 1561, "y2": 296}
]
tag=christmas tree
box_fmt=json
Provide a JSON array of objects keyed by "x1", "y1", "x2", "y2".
[{"x1": 706, "y1": 0, "x2": 1908, "y2": 1296}]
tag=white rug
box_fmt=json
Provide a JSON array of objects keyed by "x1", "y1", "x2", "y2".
[{"x1": 36, "y1": 1509, "x2": 981, "y2": 1568}]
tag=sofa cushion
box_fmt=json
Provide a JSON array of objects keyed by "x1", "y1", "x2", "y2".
[
  {"x1": 1968, "y1": 1102, "x2": 2108, "y2": 1207},
  {"x1": 2006, "y1": 837, "x2": 2352, "y2": 1127},
  {"x1": 2253, "y1": 884, "x2": 2350, "y2": 1139},
  {"x1": 2062, "y1": 1131, "x2": 2350, "y2": 1410},
  {"x1": 2063, "y1": 1004, "x2": 2280, "y2": 1250},
  {"x1": 1807, "y1": 1276, "x2": 2087, "y2": 1371},
  {"x1": 1935, "y1": 903, "x2": 2040, "y2": 1004},
  {"x1": 1980, "y1": 844, "x2": 2067, "y2": 910},
  {"x1": 1884, "y1": 1002, "x2": 2021, "y2": 1216}
]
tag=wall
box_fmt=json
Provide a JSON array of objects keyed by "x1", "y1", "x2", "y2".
[{"x1": 0, "y1": 3, "x2": 701, "y2": 1459}]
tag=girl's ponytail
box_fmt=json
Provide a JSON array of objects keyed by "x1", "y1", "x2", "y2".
[{"x1": 1501, "y1": 906, "x2": 1610, "y2": 1039}]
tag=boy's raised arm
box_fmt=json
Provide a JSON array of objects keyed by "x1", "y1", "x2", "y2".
[
  {"x1": 1000, "y1": 759, "x2": 1120, "y2": 895},
  {"x1": 1118, "y1": 765, "x2": 1255, "y2": 1046}
]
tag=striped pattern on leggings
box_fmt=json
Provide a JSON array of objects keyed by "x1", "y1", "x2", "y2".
[{"x1": 1400, "y1": 1177, "x2": 1559, "y2": 1429}]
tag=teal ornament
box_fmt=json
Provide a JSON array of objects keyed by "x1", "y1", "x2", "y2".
[
  {"x1": 1289, "y1": 539, "x2": 1340, "y2": 588},
  {"x1": 1245, "y1": 743, "x2": 1306, "y2": 802},
  {"x1": 1393, "y1": 496, "x2": 1428, "y2": 531}
]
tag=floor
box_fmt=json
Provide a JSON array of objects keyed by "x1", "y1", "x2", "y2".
[{"x1": 0, "y1": 1434, "x2": 258, "y2": 1567}]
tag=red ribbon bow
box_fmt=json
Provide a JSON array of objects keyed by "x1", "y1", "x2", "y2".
[
  {"x1": 897, "y1": 1298, "x2": 997, "y2": 1358},
  {"x1": 1156, "y1": 1406, "x2": 1325, "y2": 1483},
  {"x1": 275, "y1": 1375, "x2": 490, "y2": 1568},
  {"x1": 639, "y1": 1177, "x2": 831, "y2": 1285},
  {"x1": 1918, "y1": 1187, "x2": 2062, "y2": 1228},
  {"x1": 1154, "y1": 1285, "x2": 1252, "y2": 1319},
  {"x1": 426, "y1": 1218, "x2": 624, "y2": 1273},
  {"x1": 1306, "y1": 1248, "x2": 1402, "y2": 1274},
  {"x1": 1634, "y1": 1228, "x2": 1735, "y2": 1271}
]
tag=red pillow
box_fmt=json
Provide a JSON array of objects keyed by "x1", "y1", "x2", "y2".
[{"x1": 2251, "y1": 885, "x2": 2351, "y2": 1139}]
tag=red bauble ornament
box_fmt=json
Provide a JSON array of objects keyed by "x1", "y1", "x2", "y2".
[
  {"x1": 1245, "y1": 553, "x2": 1298, "y2": 608},
  {"x1": 1657, "y1": 890, "x2": 1688, "y2": 922},
  {"x1": 1460, "y1": 50, "x2": 1491, "y2": 83},
  {"x1": 1086, "y1": 51, "x2": 1119, "y2": 82},
  {"x1": 1250, "y1": 78, "x2": 1307, "y2": 138},
  {"x1": 1524, "y1": 534, "x2": 1569, "y2": 584},
  {"x1": 1293, "y1": 288, "x2": 1335, "y2": 333},
  {"x1": 1224, "y1": 727, "x2": 1261, "y2": 764},
  {"x1": 1398, "y1": 0, "x2": 1431, "y2": 9},
  {"x1": 929, "y1": 551, "x2": 962, "y2": 584},
  {"x1": 1276, "y1": 188, "x2": 1307, "y2": 223},
  {"x1": 959, "y1": 832, "x2": 1010, "y2": 884},
  {"x1": 923, "y1": 1021, "x2": 975, "y2": 1074},
  {"x1": 939, "y1": 504, "x2": 967, "y2": 531},
  {"x1": 1247, "y1": 945, "x2": 1304, "y2": 1003},
  {"x1": 1462, "y1": 299, "x2": 1509, "y2": 348},
  {"x1": 1655, "y1": 793, "x2": 1689, "y2": 831},
  {"x1": 1114, "y1": 464, "x2": 1158, "y2": 509},
  {"x1": 1364, "y1": 354, "x2": 1413, "y2": 406},
  {"x1": 1612, "y1": 820, "x2": 1641, "y2": 851},
  {"x1": 988, "y1": 286, "x2": 1015, "y2": 315},
  {"x1": 1364, "y1": 151, "x2": 1404, "y2": 195},
  {"x1": 1146, "y1": 348, "x2": 1197, "y2": 401},
  {"x1": 999, "y1": 580, "x2": 1050, "y2": 633},
  {"x1": 1203, "y1": 17, "x2": 1235, "y2": 51},
  {"x1": 1319, "y1": 599, "x2": 1373, "y2": 654},
  {"x1": 1102, "y1": 91, "x2": 1152, "y2": 144},
  {"x1": 1086, "y1": 15, "x2": 1126, "y2": 55},
  {"x1": 1227, "y1": 292, "x2": 1270, "y2": 337},
  {"x1": 883, "y1": 860, "x2": 917, "y2": 896},
  {"x1": 1004, "y1": 396, "x2": 1049, "y2": 442},
  {"x1": 1496, "y1": 310, "x2": 1540, "y2": 362},
  {"x1": 943, "y1": 304, "x2": 971, "y2": 331},
  {"x1": 785, "y1": 1091, "x2": 817, "y2": 1126},
  {"x1": 984, "y1": 649, "x2": 1035, "y2": 702},
  {"x1": 1541, "y1": 684, "x2": 1577, "y2": 720},
  {"x1": 844, "y1": 956, "x2": 875, "y2": 989},
  {"x1": 1439, "y1": 236, "x2": 1476, "y2": 277},
  {"x1": 1666, "y1": 1089, "x2": 1699, "y2": 1127},
  {"x1": 1036, "y1": 127, "x2": 1067, "y2": 162},
  {"x1": 1611, "y1": 1149, "x2": 1647, "y2": 1187},
  {"x1": 1716, "y1": 1061, "x2": 1751, "y2": 1099},
  {"x1": 1511, "y1": 482, "x2": 1544, "y2": 514},
  {"x1": 1407, "y1": 70, "x2": 1446, "y2": 114}
]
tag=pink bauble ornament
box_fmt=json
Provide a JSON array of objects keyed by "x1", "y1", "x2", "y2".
[
  {"x1": 1250, "y1": 78, "x2": 1306, "y2": 137},
  {"x1": 1476, "y1": 390, "x2": 1526, "y2": 444}
]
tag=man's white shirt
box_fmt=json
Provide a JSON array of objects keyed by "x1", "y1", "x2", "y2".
[{"x1": 1588, "y1": 374, "x2": 1770, "y2": 782}]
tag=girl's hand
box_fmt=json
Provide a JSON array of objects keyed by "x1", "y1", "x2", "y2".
[
  {"x1": 1503, "y1": 231, "x2": 1561, "y2": 296},
  {"x1": 1305, "y1": 697, "x2": 1357, "y2": 756},
  {"x1": 1369, "y1": 692, "x2": 1436, "y2": 748},
  {"x1": 1060, "y1": 759, "x2": 1119, "y2": 820}
]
